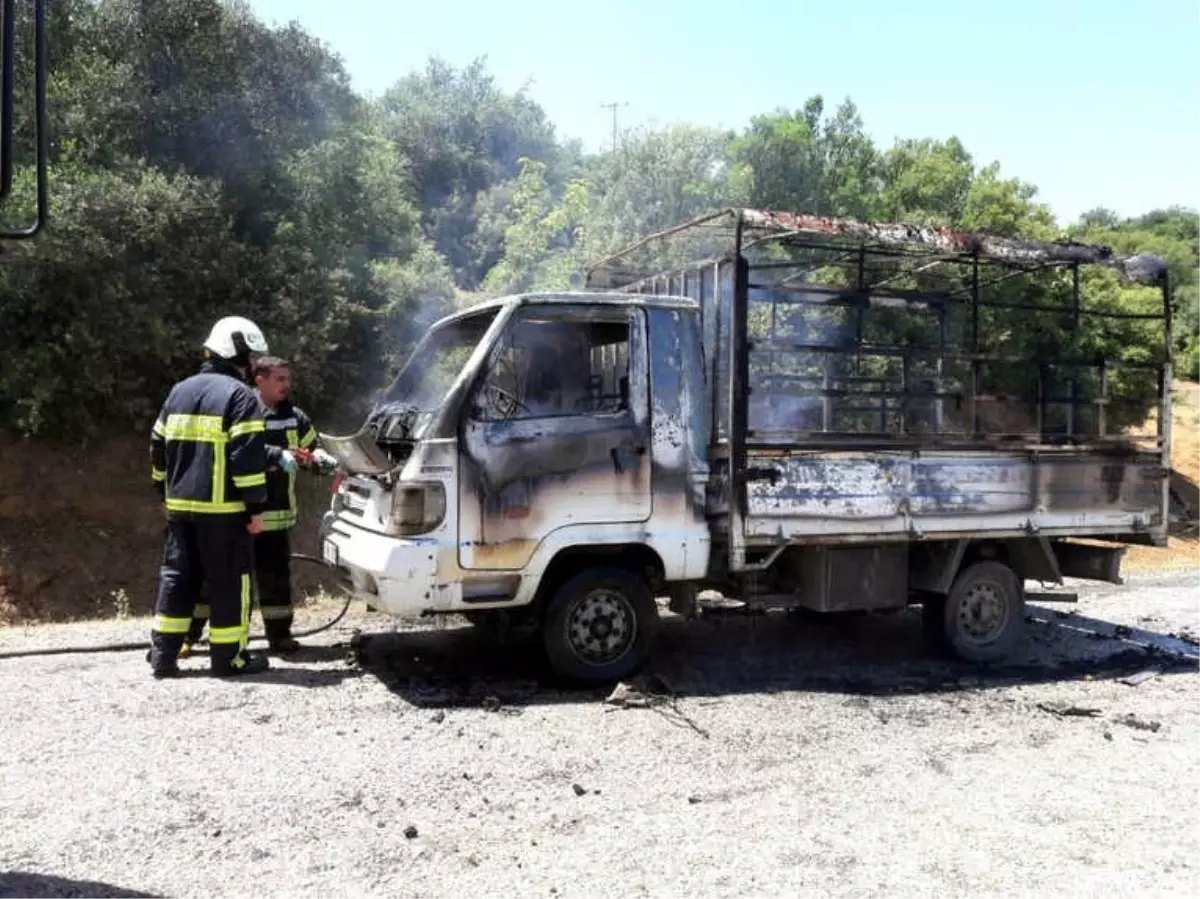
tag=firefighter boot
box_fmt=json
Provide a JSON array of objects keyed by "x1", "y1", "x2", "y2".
[
  {"x1": 265, "y1": 614, "x2": 301, "y2": 654},
  {"x1": 209, "y1": 644, "x2": 270, "y2": 678},
  {"x1": 269, "y1": 636, "x2": 302, "y2": 655},
  {"x1": 148, "y1": 633, "x2": 184, "y2": 679}
]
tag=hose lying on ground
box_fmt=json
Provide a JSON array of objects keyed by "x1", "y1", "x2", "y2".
[{"x1": 0, "y1": 554, "x2": 353, "y2": 661}]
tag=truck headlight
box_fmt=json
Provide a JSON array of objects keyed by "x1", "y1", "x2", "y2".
[{"x1": 390, "y1": 482, "x2": 446, "y2": 535}]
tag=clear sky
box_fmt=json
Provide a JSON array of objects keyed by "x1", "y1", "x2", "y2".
[{"x1": 248, "y1": 0, "x2": 1198, "y2": 226}]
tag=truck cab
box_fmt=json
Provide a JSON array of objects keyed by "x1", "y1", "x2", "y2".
[{"x1": 319, "y1": 292, "x2": 710, "y2": 681}]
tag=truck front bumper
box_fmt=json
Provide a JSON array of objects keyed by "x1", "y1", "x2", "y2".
[{"x1": 319, "y1": 512, "x2": 440, "y2": 618}]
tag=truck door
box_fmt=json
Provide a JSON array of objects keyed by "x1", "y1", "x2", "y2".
[{"x1": 457, "y1": 303, "x2": 652, "y2": 571}]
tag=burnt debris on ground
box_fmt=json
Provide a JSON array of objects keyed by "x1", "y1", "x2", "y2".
[{"x1": 345, "y1": 600, "x2": 1198, "y2": 710}]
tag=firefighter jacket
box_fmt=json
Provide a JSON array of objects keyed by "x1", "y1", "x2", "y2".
[
  {"x1": 150, "y1": 359, "x2": 269, "y2": 518},
  {"x1": 259, "y1": 398, "x2": 318, "y2": 532}
]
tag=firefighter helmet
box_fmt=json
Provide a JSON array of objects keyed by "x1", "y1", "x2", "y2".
[{"x1": 203, "y1": 316, "x2": 269, "y2": 361}]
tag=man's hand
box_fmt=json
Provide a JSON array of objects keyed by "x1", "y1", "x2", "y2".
[
  {"x1": 279, "y1": 450, "x2": 298, "y2": 473},
  {"x1": 247, "y1": 514, "x2": 264, "y2": 535},
  {"x1": 293, "y1": 447, "x2": 316, "y2": 466}
]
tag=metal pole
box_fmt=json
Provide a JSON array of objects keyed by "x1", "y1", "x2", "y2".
[
  {"x1": 600, "y1": 101, "x2": 627, "y2": 153},
  {"x1": 1068, "y1": 263, "x2": 1080, "y2": 438},
  {"x1": 970, "y1": 253, "x2": 980, "y2": 436},
  {"x1": 1159, "y1": 272, "x2": 1173, "y2": 535},
  {"x1": 728, "y1": 215, "x2": 750, "y2": 573},
  {"x1": 1, "y1": 0, "x2": 15, "y2": 201}
]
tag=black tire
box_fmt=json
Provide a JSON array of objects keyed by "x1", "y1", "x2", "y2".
[
  {"x1": 541, "y1": 566, "x2": 659, "y2": 683},
  {"x1": 916, "y1": 590, "x2": 950, "y2": 650},
  {"x1": 922, "y1": 561, "x2": 1025, "y2": 663}
]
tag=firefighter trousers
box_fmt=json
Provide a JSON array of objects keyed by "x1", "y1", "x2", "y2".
[
  {"x1": 186, "y1": 529, "x2": 294, "y2": 645},
  {"x1": 151, "y1": 516, "x2": 254, "y2": 673},
  {"x1": 254, "y1": 530, "x2": 294, "y2": 642}
]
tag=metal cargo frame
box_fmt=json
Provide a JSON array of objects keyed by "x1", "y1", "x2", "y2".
[{"x1": 587, "y1": 208, "x2": 1174, "y2": 573}]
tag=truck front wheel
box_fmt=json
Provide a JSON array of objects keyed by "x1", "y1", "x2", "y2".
[
  {"x1": 922, "y1": 560, "x2": 1025, "y2": 663},
  {"x1": 542, "y1": 567, "x2": 659, "y2": 683}
]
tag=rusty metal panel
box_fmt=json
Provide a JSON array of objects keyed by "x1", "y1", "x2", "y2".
[
  {"x1": 745, "y1": 453, "x2": 1036, "y2": 520},
  {"x1": 647, "y1": 307, "x2": 710, "y2": 531},
  {"x1": 740, "y1": 450, "x2": 1164, "y2": 542},
  {"x1": 790, "y1": 545, "x2": 909, "y2": 612}
]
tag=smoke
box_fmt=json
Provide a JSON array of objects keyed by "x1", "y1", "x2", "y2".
[{"x1": 746, "y1": 287, "x2": 856, "y2": 436}]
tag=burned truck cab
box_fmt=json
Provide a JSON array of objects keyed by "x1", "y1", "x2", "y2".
[{"x1": 319, "y1": 292, "x2": 711, "y2": 676}]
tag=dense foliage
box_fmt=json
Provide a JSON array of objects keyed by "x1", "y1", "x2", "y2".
[{"x1": 0, "y1": 0, "x2": 1194, "y2": 441}]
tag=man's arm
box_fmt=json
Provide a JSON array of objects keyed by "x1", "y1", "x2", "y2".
[
  {"x1": 150, "y1": 401, "x2": 169, "y2": 500},
  {"x1": 226, "y1": 388, "x2": 269, "y2": 515},
  {"x1": 297, "y1": 407, "x2": 318, "y2": 452}
]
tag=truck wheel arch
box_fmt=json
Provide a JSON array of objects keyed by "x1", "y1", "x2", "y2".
[
  {"x1": 909, "y1": 536, "x2": 1062, "y2": 597},
  {"x1": 532, "y1": 543, "x2": 666, "y2": 614}
]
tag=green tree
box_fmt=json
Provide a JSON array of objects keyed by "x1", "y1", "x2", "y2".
[
  {"x1": 728, "y1": 97, "x2": 880, "y2": 219},
  {"x1": 374, "y1": 57, "x2": 562, "y2": 287},
  {"x1": 0, "y1": 163, "x2": 265, "y2": 438},
  {"x1": 482, "y1": 158, "x2": 589, "y2": 294},
  {"x1": 877, "y1": 136, "x2": 975, "y2": 226},
  {"x1": 579, "y1": 123, "x2": 735, "y2": 259}
]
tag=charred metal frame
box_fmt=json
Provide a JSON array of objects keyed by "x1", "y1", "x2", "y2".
[
  {"x1": 587, "y1": 208, "x2": 1174, "y2": 572},
  {"x1": 0, "y1": 0, "x2": 47, "y2": 238}
]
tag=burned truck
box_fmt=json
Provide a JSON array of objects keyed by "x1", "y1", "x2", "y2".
[{"x1": 318, "y1": 208, "x2": 1174, "y2": 683}]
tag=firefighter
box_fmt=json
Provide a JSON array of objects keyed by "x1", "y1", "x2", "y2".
[
  {"x1": 245, "y1": 355, "x2": 336, "y2": 652},
  {"x1": 181, "y1": 356, "x2": 336, "y2": 656},
  {"x1": 147, "y1": 316, "x2": 273, "y2": 679}
]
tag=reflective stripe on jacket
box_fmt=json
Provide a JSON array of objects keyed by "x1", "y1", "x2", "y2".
[
  {"x1": 150, "y1": 359, "x2": 269, "y2": 517},
  {"x1": 260, "y1": 400, "x2": 318, "y2": 532}
]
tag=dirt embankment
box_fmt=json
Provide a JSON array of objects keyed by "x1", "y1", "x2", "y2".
[
  {"x1": 1125, "y1": 380, "x2": 1199, "y2": 572},
  {"x1": 0, "y1": 433, "x2": 329, "y2": 625}
]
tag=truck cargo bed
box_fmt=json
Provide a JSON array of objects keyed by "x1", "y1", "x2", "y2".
[{"x1": 589, "y1": 208, "x2": 1173, "y2": 570}]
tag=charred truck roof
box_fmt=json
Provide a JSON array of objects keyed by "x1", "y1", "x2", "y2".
[{"x1": 585, "y1": 207, "x2": 1170, "y2": 288}]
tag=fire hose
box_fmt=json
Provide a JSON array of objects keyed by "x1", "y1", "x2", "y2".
[{"x1": 0, "y1": 554, "x2": 353, "y2": 661}]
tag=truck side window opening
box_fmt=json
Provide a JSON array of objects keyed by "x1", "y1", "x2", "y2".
[{"x1": 477, "y1": 316, "x2": 631, "y2": 421}]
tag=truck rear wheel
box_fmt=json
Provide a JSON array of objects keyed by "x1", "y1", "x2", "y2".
[
  {"x1": 541, "y1": 567, "x2": 659, "y2": 683},
  {"x1": 922, "y1": 561, "x2": 1025, "y2": 663}
]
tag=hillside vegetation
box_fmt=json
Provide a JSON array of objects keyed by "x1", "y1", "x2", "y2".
[{"x1": 0, "y1": 0, "x2": 1194, "y2": 442}]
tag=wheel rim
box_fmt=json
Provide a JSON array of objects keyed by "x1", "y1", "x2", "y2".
[
  {"x1": 956, "y1": 579, "x2": 1012, "y2": 646},
  {"x1": 565, "y1": 588, "x2": 637, "y2": 666}
]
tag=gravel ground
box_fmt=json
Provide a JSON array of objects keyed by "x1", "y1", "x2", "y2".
[{"x1": 1, "y1": 570, "x2": 1198, "y2": 899}]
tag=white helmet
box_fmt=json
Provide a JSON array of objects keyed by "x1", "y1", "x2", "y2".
[{"x1": 203, "y1": 316, "x2": 269, "y2": 361}]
